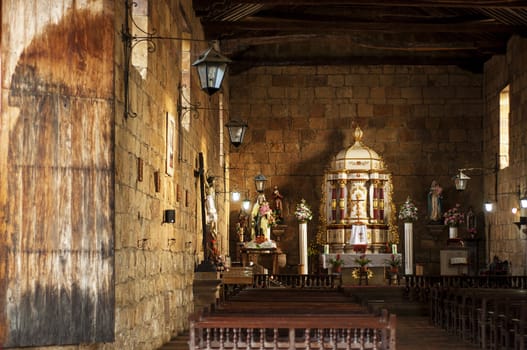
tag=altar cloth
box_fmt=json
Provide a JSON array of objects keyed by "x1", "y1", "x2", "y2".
[{"x1": 321, "y1": 253, "x2": 401, "y2": 269}]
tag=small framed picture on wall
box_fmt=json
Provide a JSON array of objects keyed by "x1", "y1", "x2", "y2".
[{"x1": 166, "y1": 112, "x2": 175, "y2": 176}]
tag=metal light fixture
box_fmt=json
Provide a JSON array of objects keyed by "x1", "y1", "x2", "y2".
[
  {"x1": 193, "y1": 47, "x2": 231, "y2": 96},
  {"x1": 242, "y1": 198, "x2": 251, "y2": 211},
  {"x1": 484, "y1": 201, "x2": 493, "y2": 212},
  {"x1": 231, "y1": 191, "x2": 241, "y2": 201},
  {"x1": 454, "y1": 154, "x2": 499, "y2": 192},
  {"x1": 254, "y1": 174, "x2": 267, "y2": 193},
  {"x1": 454, "y1": 171, "x2": 471, "y2": 191},
  {"x1": 521, "y1": 194, "x2": 527, "y2": 209},
  {"x1": 225, "y1": 119, "x2": 248, "y2": 147},
  {"x1": 121, "y1": 1, "x2": 230, "y2": 118}
]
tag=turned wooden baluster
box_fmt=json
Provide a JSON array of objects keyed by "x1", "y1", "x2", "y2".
[
  {"x1": 259, "y1": 328, "x2": 264, "y2": 350},
  {"x1": 288, "y1": 328, "x2": 295, "y2": 350},
  {"x1": 206, "y1": 328, "x2": 211, "y2": 350}
]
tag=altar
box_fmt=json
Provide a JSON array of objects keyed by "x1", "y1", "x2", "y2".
[
  {"x1": 323, "y1": 127, "x2": 394, "y2": 254},
  {"x1": 321, "y1": 253, "x2": 401, "y2": 269},
  {"x1": 321, "y1": 253, "x2": 402, "y2": 285},
  {"x1": 241, "y1": 248, "x2": 280, "y2": 274}
]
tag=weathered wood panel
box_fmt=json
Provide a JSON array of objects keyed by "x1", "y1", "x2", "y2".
[{"x1": 1, "y1": 1, "x2": 115, "y2": 347}]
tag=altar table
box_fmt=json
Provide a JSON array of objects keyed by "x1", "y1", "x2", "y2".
[
  {"x1": 321, "y1": 253, "x2": 401, "y2": 269},
  {"x1": 241, "y1": 248, "x2": 279, "y2": 274},
  {"x1": 321, "y1": 253, "x2": 402, "y2": 285}
]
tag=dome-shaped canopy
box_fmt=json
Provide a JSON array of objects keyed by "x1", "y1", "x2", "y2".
[{"x1": 333, "y1": 127, "x2": 385, "y2": 172}]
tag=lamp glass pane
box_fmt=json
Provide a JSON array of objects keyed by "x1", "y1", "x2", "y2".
[
  {"x1": 484, "y1": 202, "x2": 493, "y2": 212},
  {"x1": 227, "y1": 125, "x2": 246, "y2": 147},
  {"x1": 254, "y1": 174, "x2": 267, "y2": 192},
  {"x1": 242, "y1": 199, "x2": 251, "y2": 211},
  {"x1": 454, "y1": 178, "x2": 467, "y2": 191}
]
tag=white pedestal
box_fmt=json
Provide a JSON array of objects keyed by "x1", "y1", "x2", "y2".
[
  {"x1": 404, "y1": 222, "x2": 413, "y2": 275},
  {"x1": 449, "y1": 226, "x2": 458, "y2": 239},
  {"x1": 299, "y1": 222, "x2": 308, "y2": 274}
]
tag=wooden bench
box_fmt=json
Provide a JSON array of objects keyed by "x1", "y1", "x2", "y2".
[
  {"x1": 191, "y1": 287, "x2": 396, "y2": 349},
  {"x1": 429, "y1": 285, "x2": 527, "y2": 348},
  {"x1": 189, "y1": 312, "x2": 396, "y2": 350},
  {"x1": 213, "y1": 301, "x2": 369, "y2": 315}
]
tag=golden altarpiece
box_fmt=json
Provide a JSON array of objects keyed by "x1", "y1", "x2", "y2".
[{"x1": 321, "y1": 127, "x2": 400, "y2": 282}]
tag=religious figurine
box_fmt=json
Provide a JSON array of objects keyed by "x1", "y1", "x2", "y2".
[
  {"x1": 251, "y1": 196, "x2": 276, "y2": 240},
  {"x1": 272, "y1": 186, "x2": 284, "y2": 223},
  {"x1": 466, "y1": 206, "x2": 477, "y2": 237},
  {"x1": 428, "y1": 180, "x2": 443, "y2": 223},
  {"x1": 236, "y1": 209, "x2": 249, "y2": 242}
]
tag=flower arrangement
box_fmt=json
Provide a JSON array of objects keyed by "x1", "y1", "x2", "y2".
[
  {"x1": 355, "y1": 254, "x2": 371, "y2": 267},
  {"x1": 385, "y1": 254, "x2": 401, "y2": 268},
  {"x1": 295, "y1": 199, "x2": 313, "y2": 222},
  {"x1": 398, "y1": 196, "x2": 418, "y2": 222},
  {"x1": 258, "y1": 201, "x2": 276, "y2": 226},
  {"x1": 443, "y1": 204, "x2": 465, "y2": 227},
  {"x1": 352, "y1": 268, "x2": 374, "y2": 279},
  {"x1": 330, "y1": 254, "x2": 344, "y2": 268}
]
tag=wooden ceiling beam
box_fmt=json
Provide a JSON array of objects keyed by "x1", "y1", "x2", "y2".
[
  {"x1": 204, "y1": 17, "x2": 518, "y2": 34},
  {"x1": 198, "y1": 0, "x2": 527, "y2": 9},
  {"x1": 228, "y1": 55, "x2": 487, "y2": 75},
  {"x1": 220, "y1": 34, "x2": 504, "y2": 54}
]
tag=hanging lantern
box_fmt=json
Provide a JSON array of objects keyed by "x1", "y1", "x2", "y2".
[
  {"x1": 242, "y1": 198, "x2": 251, "y2": 211},
  {"x1": 231, "y1": 191, "x2": 241, "y2": 201},
  {"x1": 484, "y1": 201, "x2": 494, "y2": 212},
  {"x1": 225, "y1": 119, "x2": 248, "y2": 147},
  {"x1": 192, "y1": 46, "x2": 231, "y2": 96},
  {"x1": 254, "y1": 174, "x2": 267, "y2": 193},
  {"x1": 454, "y1": 171, "x2": 470, "y2": 191}
]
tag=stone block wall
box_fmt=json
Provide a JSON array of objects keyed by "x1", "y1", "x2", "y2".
[
  {"x1": 111, "y1": 1, "x2": 231, "y2": 349},
  {"x1": 229, "y1": 64, "x2": 484, "y2": 275},
  {"x1": 483, "y1": 35, "x2": 527, "y2": 274}
]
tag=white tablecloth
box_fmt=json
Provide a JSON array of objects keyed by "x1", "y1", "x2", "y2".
[{"x1": 321, "y1": 253, "x2": 401, "y2": 269}]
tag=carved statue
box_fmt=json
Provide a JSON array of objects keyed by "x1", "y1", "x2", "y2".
[{"x1": 428, "y1": 180, "x2": 443, "y2": 223}]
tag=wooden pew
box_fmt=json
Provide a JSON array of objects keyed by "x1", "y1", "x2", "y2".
[
  {"x1": 429, "y1": 285, "x2": 527, "y2": 348},
  {"x1": 189, "y1": 312, "x2": 396, "y2": 350},
  {"x1": 511, "y1": 302, "x2": 527, "y2": 350},
  {"x1": 213, "y1": 301, "x2": 369, "y2": 315},
  {"x1": 191, "y1": 286, "x2": 396, "y2": 350}
]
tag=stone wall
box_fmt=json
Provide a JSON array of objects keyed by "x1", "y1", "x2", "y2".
[
  {"x1": 112, "y1": 0, "x2": 230, "y2": 349},
  {"x1": 483, "y1": 35, "x2": 527, "y2": 274},
  {"x1": 229, "y1": 65, "x2": 484, "y2": 275}
]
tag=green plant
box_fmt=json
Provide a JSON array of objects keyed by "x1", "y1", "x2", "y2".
[
  {"x1": 385, "y1": 254, "x2": 401, "y2": 268},
  {"x1": 354, "y1": 254, "x2": 371, "y2": 267},
  {"x1": 330, "y1": 254, "x2": 344, "y2": 267}
]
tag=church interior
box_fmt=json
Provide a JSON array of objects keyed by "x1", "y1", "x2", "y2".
[{"x1": 2, "y1": 1, "x2": 527, "y2": 349}]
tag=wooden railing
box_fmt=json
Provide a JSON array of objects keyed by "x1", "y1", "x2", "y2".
[
  {"x1": 402, "y1": 275, "x2": 527, "y2": 302},
  {"x1": 189, "y1": 313, "x2": 396, "y2": 350},
  {"x1": 429, "y1": 286, "x2": 527, "y2": 349},
  {"x1": 253, "y1": 274, "x2": 341, "y2": 288},
  {"x1": 195, "y1": 286, "x2": 396, "y2": 350}
]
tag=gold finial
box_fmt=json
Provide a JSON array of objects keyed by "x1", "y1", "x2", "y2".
[{"x1": 353, "y1": 126, "x2": 363, "y2": 142}]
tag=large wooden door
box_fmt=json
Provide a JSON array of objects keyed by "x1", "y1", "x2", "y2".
[{"x1": 0, "y1": 2, "x2": 115, "y2": 347}]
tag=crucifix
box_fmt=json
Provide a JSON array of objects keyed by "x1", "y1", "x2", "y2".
[{"x1": 348, "y1": 194, "x2": 366, "y2": 224}]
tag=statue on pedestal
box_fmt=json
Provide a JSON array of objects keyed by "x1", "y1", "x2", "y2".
[
  {"x1": 272, "y1": 186, "x2": 284, "y2": 223},
  {"x1": 428, "y1": 180, "x2": 443, "y2": 223}
]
